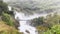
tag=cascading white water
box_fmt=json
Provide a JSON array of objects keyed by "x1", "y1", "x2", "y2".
[
  {"x1": 14, "y1": 11, "x2": 48, "y2": 34},
  {"x1": 8, "y1": 6, "x2": 49, "y2": 34},
  {"x1": 14, "y1": 11, "x2": 38, "y2": 34},
  {"x1": 8, "y1": 6, "x2": 38, "y2": 34}
]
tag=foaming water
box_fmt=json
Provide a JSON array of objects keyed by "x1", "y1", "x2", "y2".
[
  {"x1": 14, "y1": 11, "x2": 47, "y2": 34},
  {"x1": 8, "y1": 6, "x2": 47, "y2": 34},
  {"x1": 14, "y1": 11, "x2": 38, "y2": 34}
]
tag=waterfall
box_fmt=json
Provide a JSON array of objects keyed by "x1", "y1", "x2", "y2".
[
  {"x1": 13, "y1": 10, "x2": 48, "y2": 34},
  {"x1": 8, "y1": 6, "x2": 48, "y2": 34},
  {"x1": 14, "y1": 11, "x2": 38, "y2": 34},
  {"x1": 8, "y1": 5, "x2": 57, "y2": 34}
]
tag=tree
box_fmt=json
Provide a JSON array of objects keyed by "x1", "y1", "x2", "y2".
[{"x1": 0, "y1": 1, "x2": 8, "y2": 15}]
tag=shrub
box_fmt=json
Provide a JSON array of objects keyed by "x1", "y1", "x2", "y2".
[
  {"x1": 30, "y1": 17, "x2": 44, "y2": 27},
  {"x1": 44, "y1": 24, "x2": 60, "y2": 34},
  {"x1": 2, "y1": 13, "x2": 14, "y2": 26}
]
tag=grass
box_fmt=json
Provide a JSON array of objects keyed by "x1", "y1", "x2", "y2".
[{"x1": 0, "y1": 21, "x2": 23, "y2": 34}]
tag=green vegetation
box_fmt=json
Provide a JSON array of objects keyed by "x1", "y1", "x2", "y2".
[
  {"x1": 31, "y1": 13, "x2": 60, "y2": 34},
  {"x1": 0, "y1": 1, "x2": 23, "y2": 34},
  {"x1": 31, "y1": 17, "x2": 44, "y2": 27},
  {"x1": 2, "y1": 12, "x2": 14, "y2": 26},
  {"x1": 0, "y1": 21, "x2": 23, "y2": 34},
  {"x1": 44, "y1": 24, "x2": 60, "y2": 34},
  {"x1": 0, "y1": 1, "x2": 8, "y2": 15}
]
